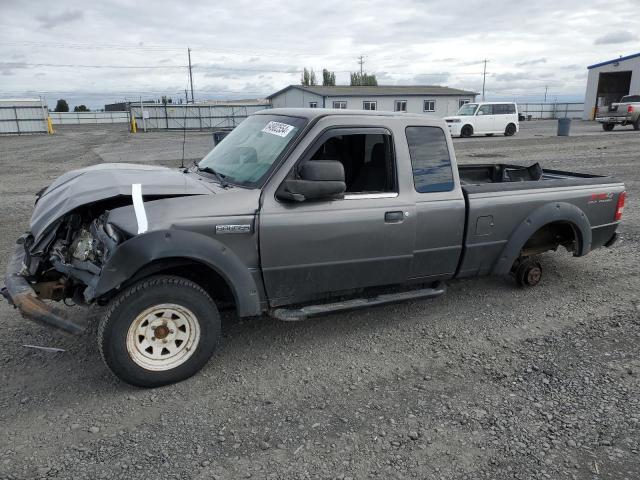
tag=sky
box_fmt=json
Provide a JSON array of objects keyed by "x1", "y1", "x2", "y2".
[{"x1": 1, "y1": 0, "x2": 639, "y2": 110}]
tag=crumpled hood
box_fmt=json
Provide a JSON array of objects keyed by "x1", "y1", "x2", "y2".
[{"x1": 30, "y1": 163, "x2": 213, "y2": 241}]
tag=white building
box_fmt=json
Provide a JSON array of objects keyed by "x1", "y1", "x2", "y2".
[
  {"x1": 584, "y1": 52, "x2": 640, "y2": 119},
  {"x1": 267, "y1": 85, "x2": 478, "y2": 117}
]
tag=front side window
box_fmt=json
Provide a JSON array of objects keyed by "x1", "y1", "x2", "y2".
[
  {"x1": 333, "y1": 101, "x2": 347, "y2": 109},
  {"x1": 198, "y1": 114, "x2": 306, "y2": 187},
  {"x1": 395, "y1": 100, "x2": 407, "y2": 112},
  {"x1": 423, "y1": 100, "x2": 435, "y2": 112},
  {"x1": 307, "y1": 131, "x2": 396, "y2": 193},
  {"x1": 363, "y1": 101, "x2": 377, "y2": 111},
  {"x1": 309, "y1": 102, "x2": 318, "y2": 108},
  {"x1": 457, "y1": 103, "x2": 477, "y2": 116},
  {"x1": 406, "y1": 126, "x2": 454, "y2": 193}
]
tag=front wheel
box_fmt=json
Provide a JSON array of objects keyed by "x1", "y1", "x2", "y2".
[
  {"x1": 504, "y1": 123, "x2": 517, "y2": 136},
  {"x1": 633, "y1": 119, "x2": 639, "y2": 131},
  {"x1": 602, "y1": 123, "x2": 615, "y2": 132},
  {"x1": 98, "y1": 275, "x2": 221, "y2": 387},
  {"x1": 460, "y1": 125, "x2": 474, "y2": 137}
]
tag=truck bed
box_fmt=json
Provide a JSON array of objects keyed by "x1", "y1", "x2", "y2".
[
  {"x1": 455, "y1": 163, "x2": 624, "y2": 279},
  {"x1": 459, "y1": 163, "x2": 616, "y2": 193}
]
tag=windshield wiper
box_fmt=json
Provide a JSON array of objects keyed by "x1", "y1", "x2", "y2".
[{"x1": 196, "y1": 165, "x2": 230, "y2": 188}]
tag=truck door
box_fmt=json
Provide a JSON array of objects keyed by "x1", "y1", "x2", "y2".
[
  {"x1": 259, "y1": 127, "x2": 416, "y2": 306},
  {"x1": 405, "y1": 126, "x2": 466, "y2": 279},
  {"x1": 475, "y1": 104, "x2": 495, "y2": 133}
]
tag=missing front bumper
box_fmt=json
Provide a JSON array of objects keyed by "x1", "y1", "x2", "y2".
[{"x1": 2, "y1": 244, "x2": 85, "y2": 335}]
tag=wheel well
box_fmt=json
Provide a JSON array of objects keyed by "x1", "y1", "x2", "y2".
[
  {"x1": 520, "y1": 221, "x2": 578, "y2": 257},
  {"x1": 112, "y1": 258, "x2": 237, "y2": 311}
]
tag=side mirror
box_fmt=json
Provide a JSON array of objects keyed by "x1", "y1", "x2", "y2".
[
  {"x1": 477, "y1": 110, "x2": 484, "y2": 116},
  {"x1": 277, "y1": 160, "x2": 346, "y2": 202}
]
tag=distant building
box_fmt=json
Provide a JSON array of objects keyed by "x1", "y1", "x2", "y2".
[
  {"x1": 267, "y1": 85, "x2": 478, "y2": 117},
  {"x1": 584, "y1": 52, "x2": 640, "y2": 119},
  {"x1": 104, "y1": 100, "x2": 159, "y2": 112}
]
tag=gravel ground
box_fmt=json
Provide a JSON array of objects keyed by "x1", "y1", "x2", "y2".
[{"x1": 0, "y1": 120, "x2": 638, "y2": 480}]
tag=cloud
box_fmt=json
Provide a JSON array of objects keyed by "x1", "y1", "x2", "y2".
[
  {"x1": 35, "y1": 9, "x2": 84, "y2": 29},
  {"x1": 0, "y1": 62, "x2": 28, "y2": 76},
  {"x1": 515, "y1": 58, "x2": 547, "y2": 67},
  {"x1": 413, "y1": 73, "x2": 450, "y2": 85},
  {"x1": 1, "y1": 0, "x2": 636, "y2": 108},
  {"x1": 594, "y1": 31, "x2": 637, "y2": 45}
]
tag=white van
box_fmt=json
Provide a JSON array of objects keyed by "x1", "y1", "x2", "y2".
[{"x1": 444, "y1": 102, "x2": 519, "y2": 138}]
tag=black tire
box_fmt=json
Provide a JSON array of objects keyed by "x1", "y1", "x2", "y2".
[
  {"x1": 633, "y1": 119, "x2": 639, "y2": 131},
  {"x1": 504, "y1": 123, "x2": 517, "y2": 136},
  {"x1": 460, "y1": 125, "x2": 473, "y2": 138},
  {"x1": 514, "y1": 260, "x2": 542, "y2": 287},
  {"x1": 602, "y1": 123, "x2": 615, "y2": 132},
  {"x1": 98, "y1": 275, "x2": 220, "y2": 388}
]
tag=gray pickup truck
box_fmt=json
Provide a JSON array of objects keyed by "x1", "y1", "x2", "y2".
[
  {"x1": 596, "y1": 95, "x2": 640, "y2": 131},
  {"x1": 2, "y1": 109, "x2": 626, "y2": 387}
]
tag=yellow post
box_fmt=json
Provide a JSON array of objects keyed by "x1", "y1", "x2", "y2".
[
  {"x1": 46, "y1": 117, "x2": 55, "y2": 134},
  {"x1": 130, "y1": 116, "x2": 137, "y2": 133}
]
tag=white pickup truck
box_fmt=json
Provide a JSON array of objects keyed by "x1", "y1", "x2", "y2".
[{"x1": 596, "y1": 95, "x2": 640, "y2": 131}]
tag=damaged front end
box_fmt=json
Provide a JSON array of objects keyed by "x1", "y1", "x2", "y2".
[
  {"x1": 2, "y1": 212, "x2": 126, "y2": 334},
  {"x1": 2, "y1": 162, "x2": 221, "y2": 334}
]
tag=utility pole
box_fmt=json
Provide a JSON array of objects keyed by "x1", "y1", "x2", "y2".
[
  {"x1": 188, "y1": 48, "x2": 195, "y2": 104},
  {"x1": 185, "y1": 89, "x2": 188, "y2": 105},
  {"x1": 544, "y1": 85, "x2": 548, "y2": 102},
  {"x1": 358, "y1": 55, "x2": 365, "y2": 76},
  {"x1": 482, "y1": 59, "x2": 488, "y2": 101}
]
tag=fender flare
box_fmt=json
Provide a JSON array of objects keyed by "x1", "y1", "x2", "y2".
[
  {"x1": 93, "y1": 229, "x2": 261, "y2": 317},
  {"x1": 492, "y1": 202, "x2": 592, "y2": 276}
]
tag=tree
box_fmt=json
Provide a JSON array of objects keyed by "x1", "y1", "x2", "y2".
[
  {"x1": 322, "y1": 69, "x2": 336, "y2": 86},
  {"x1": 300, "y1": 67, "x2": 317, "y2": 86},
  {"x1": 350, "y1": 72, "x2": 378, "y2": 86},
  {"x1": 54, "y1": 99, "x2": 69, "y2": 112},
  {"x1": 73, "y1": 105, "x2": 89, "y2": 112}
]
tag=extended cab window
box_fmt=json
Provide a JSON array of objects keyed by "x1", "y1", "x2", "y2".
[
  {"x1": 406, "y1": 126, "x2": 454, "y2": 193},
  {"x1": 308, "y1": 131, "x2": 396, "y2": 193}
]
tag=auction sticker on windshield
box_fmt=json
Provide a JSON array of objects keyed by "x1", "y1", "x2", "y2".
[{"x1": 262, "y1": 121, "x2": 295, "y2": 137}]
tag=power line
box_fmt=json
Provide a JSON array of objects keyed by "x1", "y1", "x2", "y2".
[{"x1": 5, "y1": 62, "x2": 187, "y2": 69}]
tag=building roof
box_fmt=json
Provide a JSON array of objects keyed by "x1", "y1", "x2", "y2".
[
  {"x1": 267, "y1": 85, "x2": 478, "y2": 99},
  {"x1": 588, "y1": 52, "x2": 640, "y2": 70},
  {"x1": 255, "y1": 107, "x2": 442, "y2": 120}
]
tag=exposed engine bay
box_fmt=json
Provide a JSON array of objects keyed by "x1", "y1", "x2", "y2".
[{"x1": 27, "y1": 209, "x2": 127, "y2": 305}]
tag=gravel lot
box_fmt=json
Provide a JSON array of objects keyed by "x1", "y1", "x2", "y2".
[{"x1": 0, "y1": 120, "x2": 638, "y2": 480}]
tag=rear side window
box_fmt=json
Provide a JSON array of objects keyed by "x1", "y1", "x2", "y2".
[
  {"x1": 406, "y1": 127, "x2": 454, "y2": 193},
  {"x1": 494, "y1": 104, "x2": 516, "y2": 114}
]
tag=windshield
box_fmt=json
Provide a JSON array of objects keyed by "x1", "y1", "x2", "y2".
[
  {"x1": 456, "y1": 103, "x2": 478, "y2": 116},
  {"x1": 198, "y1": 114, "x2": 306, "y2": 187}
]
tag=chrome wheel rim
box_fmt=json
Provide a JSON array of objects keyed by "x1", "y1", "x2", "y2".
[{"x1": 126, "y1": 303, "x2": 200, "y2": 371}]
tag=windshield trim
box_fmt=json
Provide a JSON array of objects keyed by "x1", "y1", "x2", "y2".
[{"x1": 196, "y1": 113, "x2": 308, "y2": 189}]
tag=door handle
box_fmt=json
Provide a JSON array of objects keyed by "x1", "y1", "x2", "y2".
[{"x1": 385, "y1": 211, "x2": 404, "y2": 223}]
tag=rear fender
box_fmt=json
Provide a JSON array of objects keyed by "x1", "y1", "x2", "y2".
[
  {"x1": 93, "y1": 229, "x2": 261, "y2": 317},
  {"x1": 492, "y1": 202, "x2": 591, "y2": 276}
]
